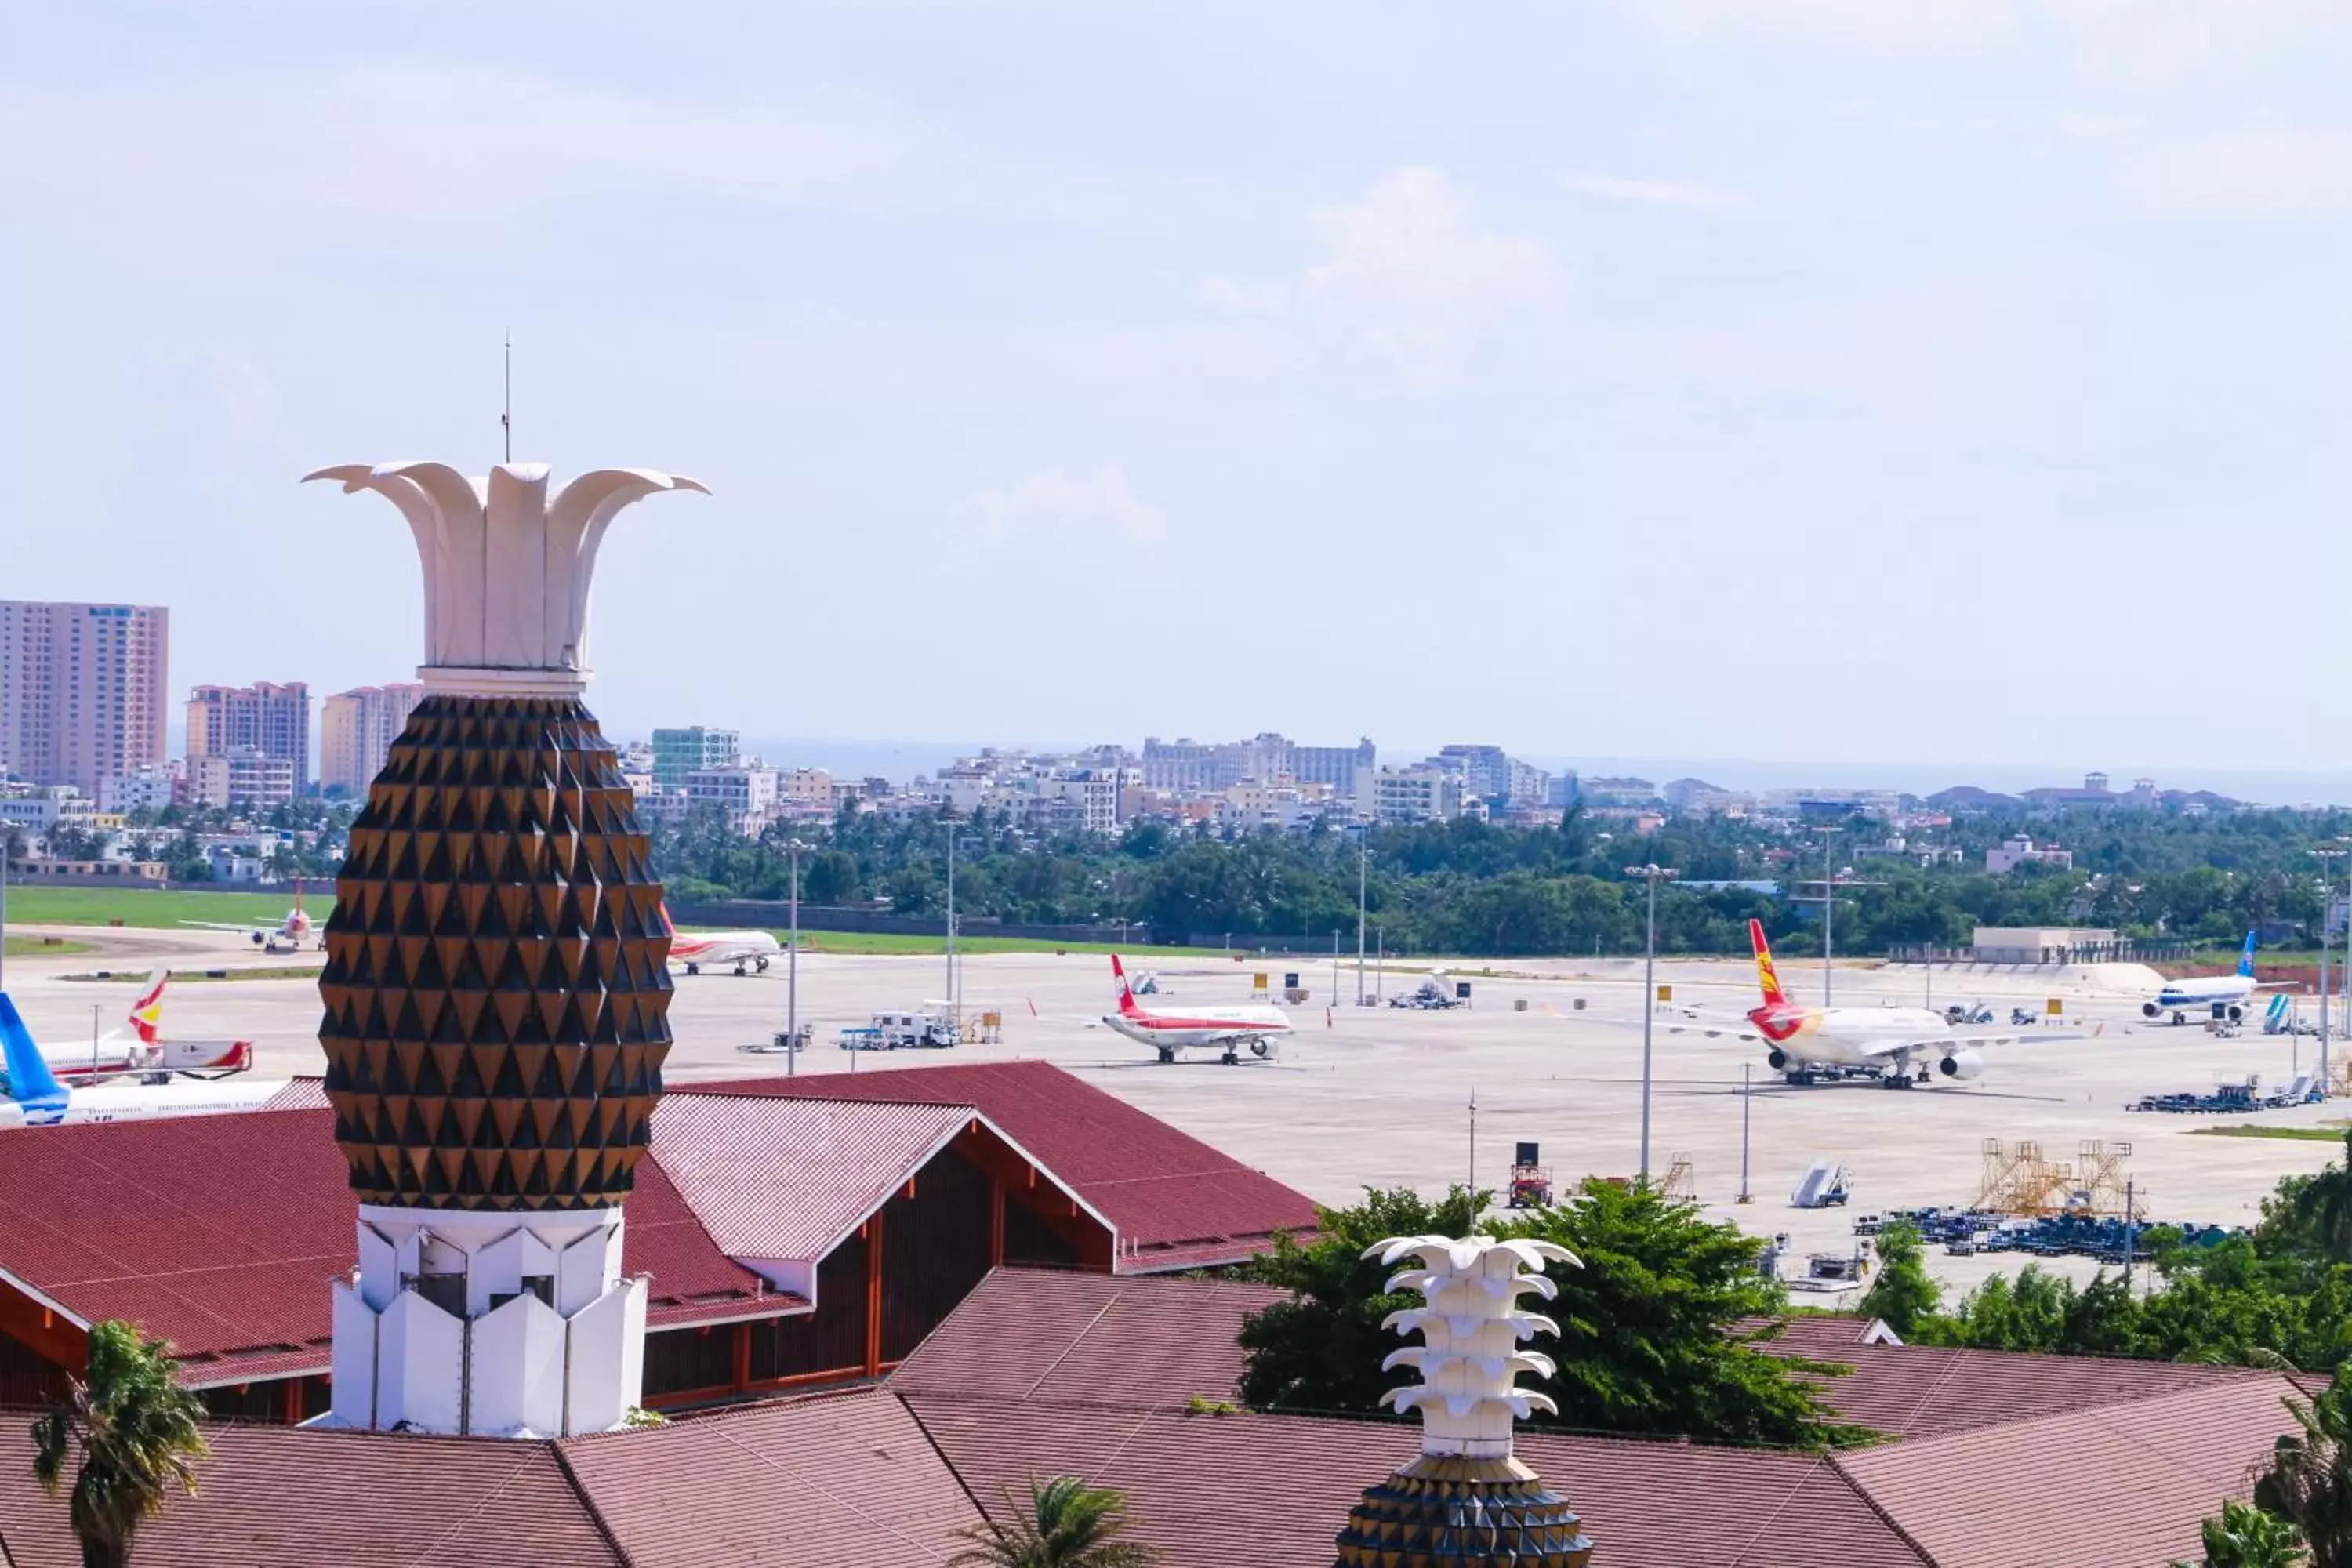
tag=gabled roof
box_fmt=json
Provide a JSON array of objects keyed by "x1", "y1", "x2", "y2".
[
  {"x1": 0, "y1": 1388, "x2": 978, "y2": 1568},
  {"x1": 902, "y1": 1395, "x2": 1933, "y2": 1568},
  {"x1": 0, "y1": 1416, "x2": 626, "y2": 1567},
  {"x1": 1835, "y1": 1377, "x2": 2299, "y2": 1567},
  {"x1": 0, "y1": 1106, "x2": 781, "y2": 1381},
  {"x1": 650, "y1": 1094, "x2": 976, "y2": 1262},
  {"x1": 560, "y1": 1388, "x2": 979, "y2": 1568},
  {"x1": 1755, "y1": 1316, "x2": 2285, "y2": 1439},
  {"x1": 692, "y1": 1060, "x2": 1322, "y2": 1271},
  {"x1": 891, "y1": 1268, "x2": 1287, "y2": 1409}
]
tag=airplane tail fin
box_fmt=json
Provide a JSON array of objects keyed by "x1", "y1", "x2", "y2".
[
  {"x1": 1111, "y1": 954, "x2": 1141, "y2": 1016},
  {"x1": 0, "y1": 993, "x2": 67, "y2": 1113},
  {"x1": 659, "y1": 900, "x2": 677, "y2": 938},
  {"x1": 1750, "y1": 920, "x2": 1790, "y2": 1007},
  {"x1": 2239, "y1": 931, "x2": 2258, "y2": 979},
  {"x1": 127, "y1": 969, "x2": 168, "y2": 1045}
]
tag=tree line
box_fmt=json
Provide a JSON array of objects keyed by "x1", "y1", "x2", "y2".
[{"x1": 649, "y1": 800, "x2": 2352, "y2": 957}]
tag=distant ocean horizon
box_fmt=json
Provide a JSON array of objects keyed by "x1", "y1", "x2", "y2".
[{"x1": 731, "y1": 735, "x2": 2352, "y2": 811}]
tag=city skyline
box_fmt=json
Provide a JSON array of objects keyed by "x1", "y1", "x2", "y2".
[{"x1": 9, "y1": 5, "x2": 2352, "y2": 773}]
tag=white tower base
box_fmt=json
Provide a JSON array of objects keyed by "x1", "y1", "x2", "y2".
[{"x1": 318, "y1": 1203, "x2": 646, "y2": 1438}]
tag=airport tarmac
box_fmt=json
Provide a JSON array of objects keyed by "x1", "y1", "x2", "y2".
[{"x1": 6, "y1": 924, "x2": 2345, "y2": 1303}]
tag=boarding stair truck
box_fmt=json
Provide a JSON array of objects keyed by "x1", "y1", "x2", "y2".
[
  {"x1": 2265, "y1": 994, "x2": 2298, "y2": 1036},
  {"x1": 1792, "y1": 1158, "x2": 1853, "y2": 1209},
  {"x1": 2275, "y1": 1072, "x2": 2320, "y2": 1107}
]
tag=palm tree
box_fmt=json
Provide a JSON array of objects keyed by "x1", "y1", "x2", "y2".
[
  {"x1": 2176, "y1": 1499, "x2": 2309, "y2": 1566},
  {"x1": 949, "y1": 1476, "x2": 1161, "y2": 1568},
  {"x1": 2256, "y1": 1378, "x2": 2352, "y2": 1568},
  {"x1": 30, "y1": 1321, "x2": 209, "y2": 1568}
]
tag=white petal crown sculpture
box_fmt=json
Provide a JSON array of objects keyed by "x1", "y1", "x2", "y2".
[
  {"x1": 307, "y1": 458, "x2": 704, "y2": 1438},
  {"x1": 1334, "y1": 1232, "x2": 1598, "y2": 1568},
  {"x1": 302, "y1": 462, "x2": 710, "y2": 695}
]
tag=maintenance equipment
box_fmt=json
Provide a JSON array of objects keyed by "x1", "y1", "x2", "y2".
[{"x1": 1507, "y1": 1141, "x2": 1553, "y2": 1209}]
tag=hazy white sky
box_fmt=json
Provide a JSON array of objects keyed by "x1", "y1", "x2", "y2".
[{"x1": 5, "y1": 2, "x2": 2349, "y2": 775}]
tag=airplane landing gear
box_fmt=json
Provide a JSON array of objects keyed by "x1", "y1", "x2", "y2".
[
  {"x1": 1158, "y1": 1047, "x2": 1176, "y2": 1064},
  {"x1": 1221, "y1": 1049, "x2": 1240, "y2": 1065},
  {"x1": 2172, "y1": 1011, "x2": 2187, "y2": 1026},
  {"x1": 1784, "y1": 1069, "x2": 1815, "y2": 1086},
  {"x1": 733, "y1": 962, "x2": 748, "y2": 976},
  {"x1": 684, "y1": 961, "x2": 700, "y2": 975}
]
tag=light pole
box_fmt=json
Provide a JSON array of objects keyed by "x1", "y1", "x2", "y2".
[
  {"x1": 942, "y1": 814, "x2": 960, "y2": 1014},
  {"x1": 2321, "y1": 847, "x2": 2347, "y2": 1096},
  {"x1": 1356, "y1": 830, "x2": 1368, "y2": 1005},
  {"x1": 784, "y1": 837, "x2": 808, "y2": 1071},
  {"x1": 1626, "y1": 863, "x2": 1679, "y2": 1182},
  {"x1": 1809, "y1": 826, "x2": 1841, "y2": 1007}
]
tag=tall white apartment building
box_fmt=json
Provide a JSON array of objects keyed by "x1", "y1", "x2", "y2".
[
  {"x1": 0, "y1": 601, "x2": 169, "y2": 793},
  {"x1": 188, "y1": 681, "x2": 311, "y2": 792},
  {"x1": 321, "y1": 683, "x2": 425, "y2": 793}
]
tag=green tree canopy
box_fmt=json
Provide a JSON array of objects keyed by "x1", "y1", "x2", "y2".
[{"x1": 31, "y1": 1320, "x2": 209, "y2": 1568}]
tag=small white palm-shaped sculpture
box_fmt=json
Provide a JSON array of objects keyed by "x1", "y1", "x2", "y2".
[
  {"x1": 1367, "y1": 1233, "x2": 1577, "y2": 1459},
  {"x1": 303, "y1": 461, "x2": 707, "y2": 695}
]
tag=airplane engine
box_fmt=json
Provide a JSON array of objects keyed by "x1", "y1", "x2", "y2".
[
  {"x1": 1937, "y1": 1050, "x2": 1985, "y2": 1081},
  {"x1": 2141, "y1": 1001, "x2": 2162, "y2": 1018},
  {"x1": 2225, "y1": 1004, "x2": 2245, "y2": 1022},
  {"x1": 1250, "y1": 1037, "x2": 1275, "y2": 1058},
  {"x1": 1766, "y1": 1048, "x2": 1791, "y2": 1071}
]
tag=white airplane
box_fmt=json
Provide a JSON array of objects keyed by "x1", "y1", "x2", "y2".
[
  {"x1": 0, "y1": 991, "x2": 284, "y2": 1128},
  {"x1": 1102, "y1": 953, "x2": 1293, "y2": 1065},
  {"x1": 180, "y1": 886, "x2": 319, "y2": 951},
  {"x1": 659, "y1": 903, "x2": 782, "y2": 976},
  {"x1": 1667, "y1": 920, "x2": 2061, "y2": 1087},
  {"x1": 38, "y1": 970, "x2": 254, "y2": 1085},
  {"x1": 2143, "y1": 932, "x2": 2288, "y2": 1025}
]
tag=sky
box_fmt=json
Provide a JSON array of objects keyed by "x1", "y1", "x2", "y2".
[{"x1": 5, "y1": 2, "x2": 2351, "y2": 786}]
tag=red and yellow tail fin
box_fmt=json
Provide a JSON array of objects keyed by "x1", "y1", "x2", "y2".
[
  {"x1": 1110, "y1": 953, "x2": 1141, "y2": 1017},
  {"x1": 127, "y1": 969, "x2": 168, "y2": 1045},
  {"x1": 1749, "y1": 919, "x2": 1789, "y2": 1007}
]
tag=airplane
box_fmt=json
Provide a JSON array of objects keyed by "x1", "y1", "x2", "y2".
[
  {"x1": 0, "y1": 991, "x2": 285, "y2": 1128},
  {"x1": 1101, "y1": 953, "x2": 1293, "y2": 1065},
  {"x1": 38, "y1": 970, "x2": 255, "y2": 1085},
  {"x1": 659, "y1": 904, "x2": 783, "y2": 976},
  {"x1": 180, "y1": 886, "x2": 319, "y2": 951},
  {"x1": 2143, "y1": 932, "x2": 2289, "y2": 1025},
  {"x1": 1665, "y1": 920, "x2": 2060, "y2": 1087}
]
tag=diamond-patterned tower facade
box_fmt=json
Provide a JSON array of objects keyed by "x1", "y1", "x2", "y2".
[
  {"x1": 320, "y1": 694, "x2": 670, "y2": 1210},
  {"x1": 309, "y1": 459, "x2": 706, "y2": 1437}
]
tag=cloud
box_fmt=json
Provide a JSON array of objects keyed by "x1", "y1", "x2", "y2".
[
  {"x1": 1207, "y1": 167, "x2": 1560, "y2": 387},
  {"x1": 2125, "y1": 123, "x2": 2352, "y2": 216},
  {"x1": 1610, "y1": 0, "x2": 2012, "y2": 55},
  {"x1": 955, "y1": 466, "x2": 1163, "y2": 549},
  {"x1": 1568, "y1": 174, "x2": 1754, "y2": 212}
]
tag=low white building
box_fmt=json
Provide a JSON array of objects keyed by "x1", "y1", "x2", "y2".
[
  {"x1": 98, "y1": 766, "x2": 176, "y2": 816},
  {"x1": 1987, "y1": 835, "x2": 2074, "y2": 874},
  {"x1": 187, "y1": 747, "x2": 296, "y2": 810},
  {"x1": 683, "y1": 765, "x2": 782, "y2": 836},
  {"x1": 1372, "y1": 765, "x2": 1463, "y2": 825}
]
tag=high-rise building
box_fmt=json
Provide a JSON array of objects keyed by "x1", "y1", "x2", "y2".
[
  {"x1": 1436, "y1": 744, "x2": 1512, "y2": 804},
  {"x1": 651, "y1": 726, "x2": 739, "y2": 790},
  {"x1": 319, "y1": 683, "x2": 424, "y2": 794},
  {"x1": 0, "y1": 601, "x2": 169, "y2": 793},
  {"x1": 187, "y1": 681, "x2": 311, "y2": 792}
]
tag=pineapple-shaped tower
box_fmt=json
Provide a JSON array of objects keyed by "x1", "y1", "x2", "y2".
[
  {"x1": 1335, "y1": 1233, "x2": 1597, "y2": 1567},
  {"x1": 307, "y1": 459, "x2": 706, "y2": 1437}
]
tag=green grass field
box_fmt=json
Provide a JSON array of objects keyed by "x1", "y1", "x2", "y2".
[
  {"x1": 2188, "y1": 1123, "x2": 2352, "y2": 1142},
  {"x1": 4, "y1": 886, "x2": 327, "y2": 929},
  {"x1": 3, "y1": 935, "x2": 93, "y2": 957},
  {"x1": 789, "y1": 931, "x2": 1225, "y2": 960}
]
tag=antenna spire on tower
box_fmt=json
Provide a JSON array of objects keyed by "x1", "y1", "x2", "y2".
[{"x1": 502, "y1": 331, "x2": 513, "y2": 463}]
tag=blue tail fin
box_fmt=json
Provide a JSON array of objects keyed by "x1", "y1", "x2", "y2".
[
  {"x1": 2239, "y1": 931, "x2": 2259, "y2": 978},
  {"x1": 0, "y1": 993, "x2": 67, "y2": 1119}
]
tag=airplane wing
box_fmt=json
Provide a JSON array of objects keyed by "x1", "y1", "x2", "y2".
[
  {"x1": 1664, "y1": 1021, "x2": 1768, "y2": 1044},
  {"x1": 1854, "y1": 1029, "x2": 2089, "y2": 1058},
  {"x1": 178, "y1": 920, "x2": 262, "y2": 933}
]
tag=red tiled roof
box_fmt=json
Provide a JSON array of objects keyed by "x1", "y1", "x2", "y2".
[
  {"x1": 0, "y1": 1108, "x2": 779, "y2": 1376},
  {"x1": 903, "y1": 1395, "x2": 1932, "y2": 1568},
  {"x1": 1832, "y1": 1377, "x2": 2302, "y2": 1567},
  {"x1": 561, "y1": 1388, "x2": 979, "y2": 1567},
  {"x1": 652, "y1": 1094, "x2": 973, "y2": 1262},
  {"x1": 891, "y1": 1268, "x2": 1287, "y2": 1409},
  {"x1": 1756, "y1": 1326, "x2": 2279, "y2": 1439},
  {"x1": 693, "y1": 1060, "x2": 1321, "y2": 1269},
  {"x1": 0, "y1": 1417, "x2": 624, "y2": 1567}
]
